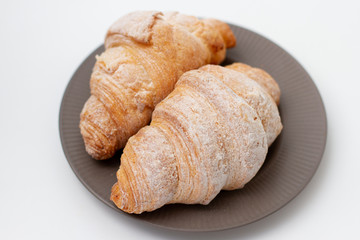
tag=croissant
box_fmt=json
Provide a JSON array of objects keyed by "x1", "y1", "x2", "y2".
[
  {"x1": 79, "y1": 11, "x2": 236, "y2": 160},
  {"x1": 110, "y1": 63, "x2": 283, "y2": 214}
]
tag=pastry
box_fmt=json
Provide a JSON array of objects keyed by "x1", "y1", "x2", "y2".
[
  {"x1": 110, "y1": 64, "x2": 282, "y2": 213},
  {"x1": 79, "y1": 11, "x2": 236, "y2": 160}
]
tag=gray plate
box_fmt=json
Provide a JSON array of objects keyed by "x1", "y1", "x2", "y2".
[{"x1": 59, "y1": 24, "x2": 327, "y2": 231}]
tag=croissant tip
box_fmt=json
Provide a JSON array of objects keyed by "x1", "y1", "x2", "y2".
[
  {"x1": 110, "y1": 170, "x2": 141, "y2": 214},
  {"x1": 79, "y1": 96, "x2": 120, "y2": 160},
  {"x1": 110, "y1": 183, "x2": 126, "y2": 210}
]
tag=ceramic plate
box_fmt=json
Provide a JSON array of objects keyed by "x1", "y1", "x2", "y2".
[{"x1": 59, "y1": 24, "x2": 327, "y2": 231}]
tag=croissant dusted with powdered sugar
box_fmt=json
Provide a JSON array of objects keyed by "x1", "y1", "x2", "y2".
[
  {"x1": 111, "y1": 63, "x2": 282, "y2": 214},
  {"x1": 79, "y1": 11, "x2": 236, "y2": 160}
]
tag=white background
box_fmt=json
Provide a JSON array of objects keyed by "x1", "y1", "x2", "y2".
[{"x1": 1, "y1": 0, "x2": 359, "y2": 239}]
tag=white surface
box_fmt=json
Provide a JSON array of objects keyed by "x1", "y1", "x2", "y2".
[{"x1": 1, "y1": 0, "x2": 359, "y2": 239}]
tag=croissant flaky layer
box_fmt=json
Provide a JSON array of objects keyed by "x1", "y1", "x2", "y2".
[
  {"x1": 79, "y1": 11, "x2": 236, "y2": 160},
  {"x1": 111, "y1": 64, "x2": 283, "y2": 214}
]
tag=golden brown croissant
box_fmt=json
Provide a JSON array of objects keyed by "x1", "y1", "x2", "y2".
[
  {"x1": 110, "y1": 63, "x2": 283, "y2": 214},
  {"x1": 79, "y1": 11, "x2": 236, "y2": 160}
]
